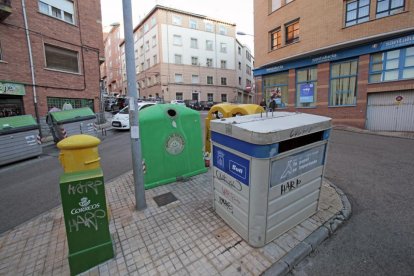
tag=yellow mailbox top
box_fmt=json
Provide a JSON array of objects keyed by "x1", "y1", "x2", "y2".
[{"x1": 57, "y1": 134, "x2": 100, "y2": 150}]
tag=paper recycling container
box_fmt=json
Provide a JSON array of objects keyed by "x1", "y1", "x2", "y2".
[
  {"x1": 139, "y1": 104, "x2": 207, "y2": 189},
  {"x1": 210, "y1": 112, "x2": 331, "y2": 247},
  {"x1": 48, "y1": 107, "x2": 97, "y2": 142},
  {"x1": 0, "y1": 115, "x2": 42, "y2": 166}
]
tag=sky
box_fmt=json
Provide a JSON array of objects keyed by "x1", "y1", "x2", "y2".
[{"x1": 100, "y1": 0, "x2": 254, "y2": 52}]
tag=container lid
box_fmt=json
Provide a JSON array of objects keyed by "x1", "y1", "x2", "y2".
[
  {"x1": 210, "y1": 112, "x2": 331, "y2": 145},
  {"x1": 50, "y1": 107, "x2": 95, "y2": 123},
  {"x1": 57, "y1": 134, "x2": 100, "y2": 150},
  {"x1": 0, "y1": 115, "x2": 38, "y2": 135}
]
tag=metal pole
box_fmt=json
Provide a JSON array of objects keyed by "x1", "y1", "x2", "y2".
[{"x1": 122, "y1": 0, "x2": 146, "y2": 210}]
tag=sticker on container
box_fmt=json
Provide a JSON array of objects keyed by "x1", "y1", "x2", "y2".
[
  {"x1": 165, "y1": 133, "x2": 185, "y2": 155},
  {"x1": 213, "y1": 146, "x2": 250, "y2": 186}
]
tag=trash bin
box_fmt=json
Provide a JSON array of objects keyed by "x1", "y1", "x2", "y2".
[
  {"x1": 210, "y1": 112, "x2": 331, "y2": 247},
  {"x1": 140, "y1": 104, "x2": 207, "y2": 189},
  {"x1": 204, "y1": 103, "x2": 265, "y2": 153},
  {"x1": 0, "y1": 115, "x2": 42, "y2": 166},
  {"x1": 48, "y1": 107, "x2": 97, "y2": 142}
]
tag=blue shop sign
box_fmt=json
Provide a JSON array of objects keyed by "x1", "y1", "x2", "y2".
[
  {"x1": 213, "y1": 146, "x2": 250, "y2": 186},
  {"x1": 254, "y1": 33, "x2": 414, "y2": 76},
  {"x1": 300, "y1": 83, "x2": 314, "y2": 103}
]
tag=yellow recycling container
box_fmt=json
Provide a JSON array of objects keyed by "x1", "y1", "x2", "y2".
[{"x1": 204, "y1": 103, "x2": 265, "y2": 153}]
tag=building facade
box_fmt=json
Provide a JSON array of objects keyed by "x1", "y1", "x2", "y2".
[
  {"x1": 254, "y1": 0, "x2": 414, "y2": 131},
  {"x1": 0, "y1": 0, "x2": 104, "y2": 136},
  {"x1": 101, "y1": 23, "x2": 125, "y2": 97},
  {"x1": 120, "y1": 5, "x2": 254, "y2": 104}
]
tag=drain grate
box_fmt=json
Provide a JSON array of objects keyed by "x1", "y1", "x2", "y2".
[{"x1": 153, "y1": 192, "x2": 178, "y2": 207}]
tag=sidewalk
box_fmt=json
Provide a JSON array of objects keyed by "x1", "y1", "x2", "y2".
[{"x1": 0, "y1": 168, "x2": 349, "y2": 276}]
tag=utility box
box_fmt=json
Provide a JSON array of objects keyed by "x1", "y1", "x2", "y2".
[
  {"x1": 48, "y1": 107, "x2": 97, "y2": 142},
  {"x1": 140, "y1": 104, "x2": 207, "y2": 189},
  {"x1": 210, "y1": 112, "x2": 331, "y2": 247},
  {"x1": 0, "y1": 115, "x2": 42, "y2": 166}
]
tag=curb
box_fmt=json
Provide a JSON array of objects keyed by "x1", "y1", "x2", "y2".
[{"x1": 263, "y1": 179, "x2": 352, "y2": 276}]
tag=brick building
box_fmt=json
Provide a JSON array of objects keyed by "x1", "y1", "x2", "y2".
[
  {"x1": 254, "y1": 0, "x2": 414, "y2": 131},
  {"x1": 101, "y1": 23, "x2": 125, "y2": 96},
  {"x1": 0, "y1": 0, "x2": 104, "y2": 136},
  {"x1": 119, "y1": 5, "x2": 255, "y2": 104}
]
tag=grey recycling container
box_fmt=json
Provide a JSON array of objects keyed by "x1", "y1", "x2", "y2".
[
  {"x1": 48, "y1": 107, "x2": 97, "y2": 142},
  {"x1": 0, "y1": 115, "x2": 42, "y2": 166},
  {"x1": 210, "y1": 112, "x2": 331, "y2": 247}
]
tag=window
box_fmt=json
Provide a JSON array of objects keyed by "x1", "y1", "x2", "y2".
[
  {"x1": 286, "y1": 20, "x2": 299, "y2": 44},
  {"x1": 191, "y1": 56, "x2": 199, "y2": 66},
  {"x1": 44, "y1": 44, "x2": 79, "y2": 73},
  {"x1": 296, "y1": 67, "x2": 318, "y2": 107},
  {"x1": 153, "y1": 55, "x2": 157, "y2": 65},
  {"x1": 239, "y1": 77, "x2": 242, "y2": 85},
  {"x1": 206, "y1": 58, "x2": 213, "y2": 67},
  {"x1": 192, "y1": 75, "x2": 199, "y2": 84},
  {"x1": 0, "y1": 41, "x2": 3, "y2": 60},
  {"x1": 221, "y1": 94, "x2": 227, "y2": 102},
  {"x1": 345, "y1": 0, "x2": 370, "y2": 27},
  {"x1": 271, "y1": 29, "x2": 282, "y2": 50},
  {"x1": 264, "y1": 72, "x2": 289, "y2": 108},
  {"x1": 189, "y1": 19, "x2": 197, "y2": 29},
  {"x1": 207, "y1": 93, "x2": 214, "y2": 102},
  {"x1": 173, "y1": 35, "x2": 182, "y2": 46},
  {"x1": 176, "y1": 92, "x2": 183, "y2": 100},
  {"x1": 376, "y1": 0, "x2": 405, "y2": 18},
  {"x1": 140, "y1": 45, "x2": 144, "y2": 55},
  {"x1": 145, "y1": 41, "x2": 149, "y2": 52},
  {"x1": 172, "y1": 15, "x2": 182, "y2": 25},
  {"x1": 238, "y1": 62, "x2": 242, "y2": 70},
  {"x1": 144, "y1": 23, "x2": 149, "y2": 33},
  {"x1": 175, "y1": 74, "x2": 183, "y2": 83},
  {"x1": 146, "y1": 58, "x2": 150, "y2": 69},
  {"x1": 174, "y1": 54, "x2": 182, "y2": 64},
  {"x1": 220, "y1": 43, "x2": 227, "y2": 53},
  {"x1": 246, "y1": 65, "x2": 252, "y2": 75},
  {"x1": 151, "y1": 17, "x2": 156, "y2": 26},
  {"x1": 221, "y1": 60, "x2": 227, "y2": 69},
  {"x1": 207, "y1": 76, "x2": 213, "y2": 85},
  {"x1": 330, "y1": 60, "x2": 358, "y2": 106},
  {"x1": 238, "y1": 46, "x2": 241, "y2": 55},
  {"x1": 38, "y1": 0, "x2": 75, "y2": 24},
  {"x1": 271, "y1": 0, "x2": 282, "y2": 12},
  {"x1": 152, "y1": 35, "x2": 157, "y2": 47},
  {"x1": 205, "y1": 22, "x2": 214, "y2": 32},
  {"x1": 369, "y1": 46, "x2": 414, "y2": 82},
  {"x1": 191, "y1": 38, "x2": 198, "y2": 49},
  {"x1": 206, "y1": 40, "x2": 213, "y2": 51},
  {"x1": 221, "y1": 77, "x2": 227, "y2": 85},
  {"x1": 246, "y1": 52, "x2": 252, "y2": 62},
  {"x1": 219, "y1": 26, "x2": 227, "y2": 35}
]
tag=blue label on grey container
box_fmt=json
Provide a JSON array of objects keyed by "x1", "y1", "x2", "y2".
[
  {"x1": 213, "y1": 146, "x2": 250, "y2": 186},
  {"x1": 270, "y1": 144, "x2": 326, "y2": 187}
]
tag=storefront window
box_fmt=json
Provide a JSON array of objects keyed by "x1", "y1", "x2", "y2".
[
  {"x1": 330, "y1": 60, "x2": 358, "y2": 106},
  {"x1": 47, "y1": 97, "x2": 94, "y2": 111},
  {"x1": 0, "y1": 96, "x2": 24, "y2": 117},
  {"x1": 263, "y1": 71, "x2": 288, "y2": 109},
  {"x1": 369, "y1": 46, "x2": 414, "y2": 82},
  {"x1": 296, "y1": 67, "x2": 317, "y2": 108}
]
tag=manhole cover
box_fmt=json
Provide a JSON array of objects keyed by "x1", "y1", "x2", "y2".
[{"x1": 153, "y1": 192, "x2": 178, "y2": 207}]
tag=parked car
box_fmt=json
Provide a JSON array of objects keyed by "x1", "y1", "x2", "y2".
[
  {"x1": 171, "y1": 99, "x2": 186, "y2": 106},
  {"x1": 111, "y1": 102, "x2": 156, "y2": 130},
  {"x1": 185, "y1": 100, "x2": 202, "y2": 110}
]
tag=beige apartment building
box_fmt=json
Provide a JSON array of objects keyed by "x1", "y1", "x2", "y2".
[
  {"x1": 254, "y1": 0, "x2": 414, "y2": 131},
  {"x1": 119, "y1": 5, "x2": 254, "y2": 104}
]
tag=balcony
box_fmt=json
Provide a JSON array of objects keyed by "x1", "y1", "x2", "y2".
[{"x1": 0, "y1": 0, "x2": 12, "y2": 22}]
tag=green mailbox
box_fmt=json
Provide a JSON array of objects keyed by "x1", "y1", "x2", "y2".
[
  {"x1": 139, "y1": 104, "x2": 207, "y2": 189},
  {"x1": 57, "y1": 135, "x2": 113, "y2": 275}
]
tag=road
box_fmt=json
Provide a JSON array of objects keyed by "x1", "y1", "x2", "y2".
[{"x1": 291, "y1": 130, "x2": 414, "y2": 276}]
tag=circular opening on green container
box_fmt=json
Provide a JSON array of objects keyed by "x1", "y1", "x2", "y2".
[{"x1": 167, "y1": 109, "x2": 177, "y2": 118}]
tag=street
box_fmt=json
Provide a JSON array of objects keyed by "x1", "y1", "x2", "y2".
[{"x1": 292, "y1": 130, "x2": 414, "y2": 275}]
